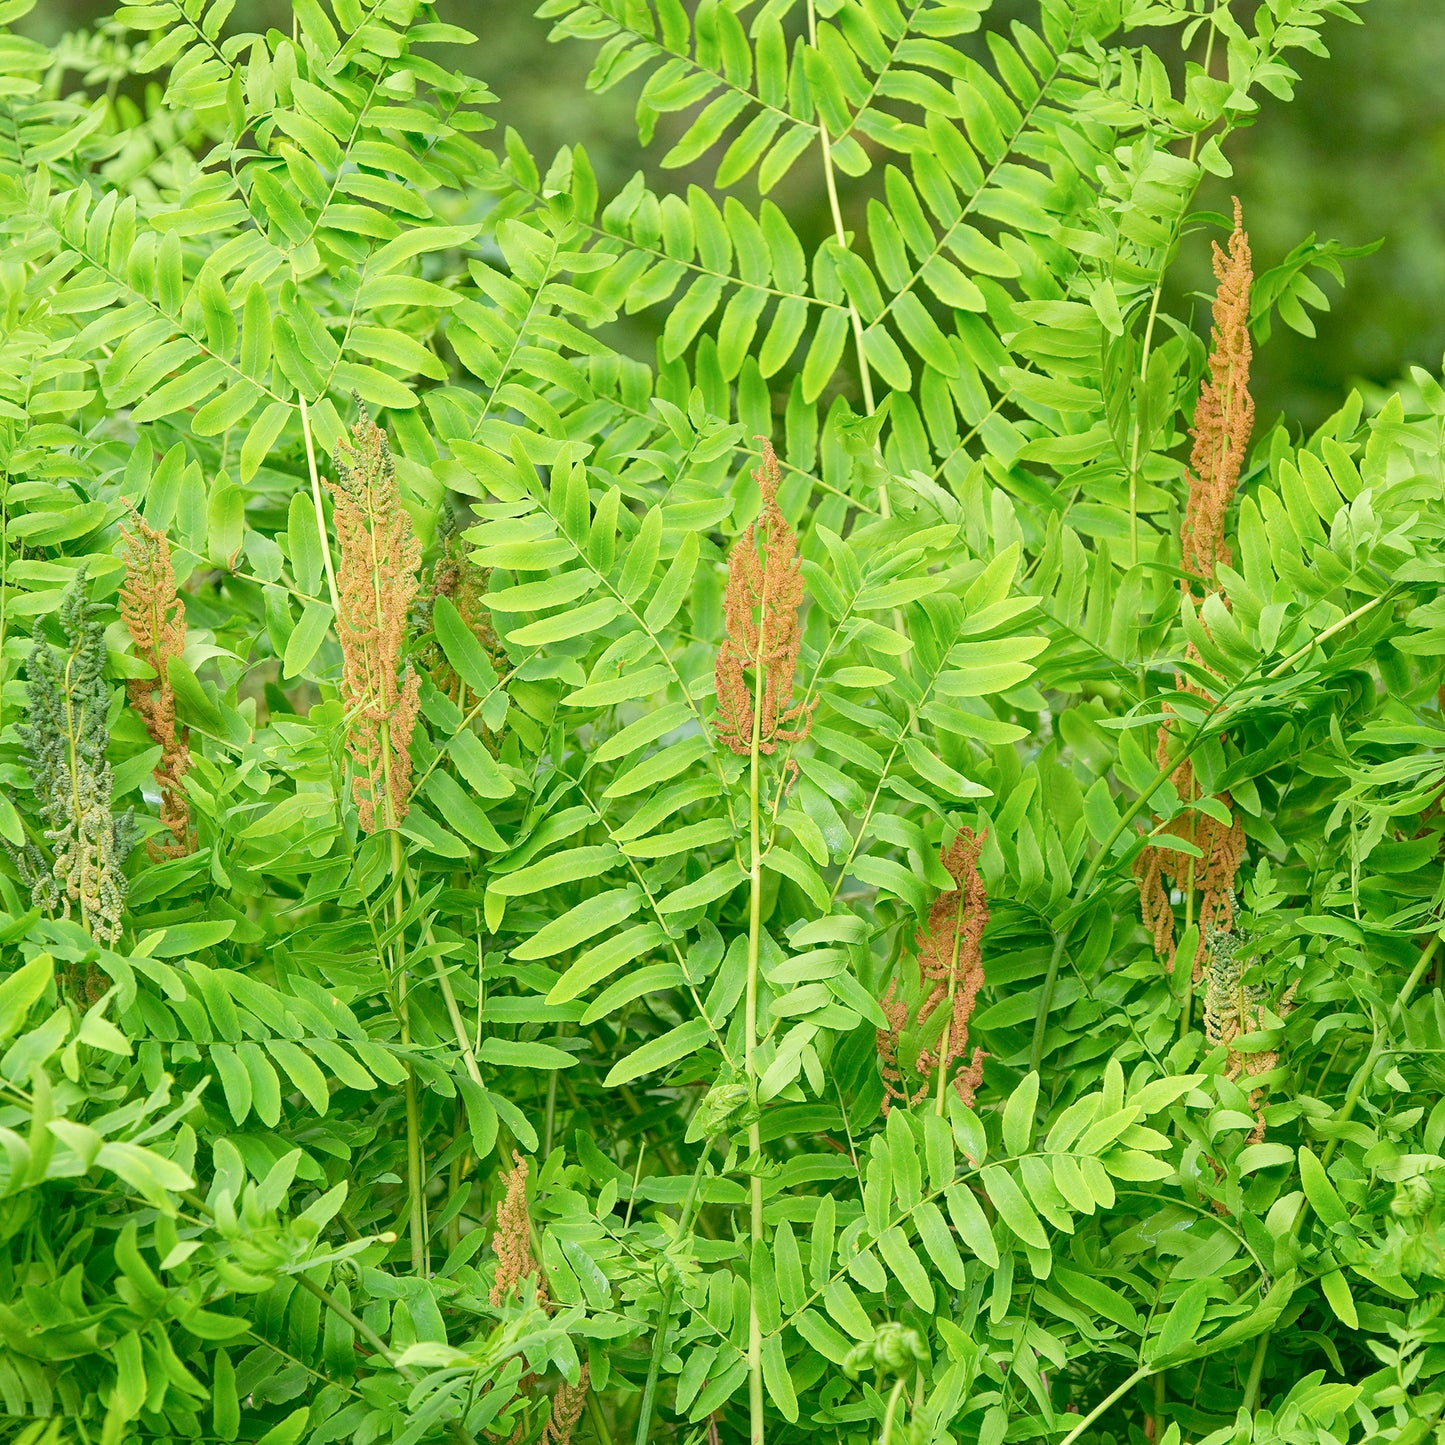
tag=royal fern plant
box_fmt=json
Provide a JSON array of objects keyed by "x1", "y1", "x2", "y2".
[{"x1": 1, "y1": 1, "x2": 1444, "y2": 1444}]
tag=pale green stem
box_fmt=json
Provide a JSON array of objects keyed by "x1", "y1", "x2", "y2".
[
  {"x1": 1241, "y1": 1331, "x2": 1268, "y2": 1411},
  {"x1": 746, "y1": 630, "x2": 766, "y2": 1445},
  {"x1": 1177, "y1": 852, "x2": 1197, "y2": 1040},
  {"x1": 805, "y1": 0, "x2": 885, "y2": 517},
  {"x1": 380, "y1": 677, "x2": 424, "y2": 1271},
  {"x1": 432, "y1": 950, "x2": 483, "y2": 1085},
  {"x1": 391, "y1": 830, "x2": 426, "y2": 1275},
  {"x1": 933, "y1": 887, "x2": 968, "y2": 1116},
  {"x1": 403, "y1": 880, "x2": 486, "y2": 1087},
  {"x1": 544, "y1": 1071, "x2": 559, "y2": 1158},
  {"x1": 374, "y1": 685, "x2": 420, "y2": 1269},
  {"x1": 588, "y1": 1393, "x2": 616, "y2": 1445},
  {"x1": 298, "y1": 394, "x2": 340, "y2": 616},
  {"x1": 1127, "y1": 283, "x2": 1164, "y2": 571},
  {"x1": 1030, "y1": 932, "x2": 1069, "y2": 1076},
  {"x1": 879, "y1": 1377, "x2": 907, "y2": 1445},
  {"x1": 1264, "y1": 593, "x2": 1389, "y2": 681},
  {"x1": 633, "y1": 1146, "x2": 710, "y2": 1445},
  {"x1": 1056, "y1": 1367, "x2": 1152, "y2": 1445}
]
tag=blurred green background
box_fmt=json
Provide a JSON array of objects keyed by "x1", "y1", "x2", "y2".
[{"x1": 18, "y1": 0, "x2": 1445, "y2": 433}]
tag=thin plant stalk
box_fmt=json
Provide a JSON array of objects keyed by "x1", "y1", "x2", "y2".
[
  {"x1": 1178, "y1": 855, "x2": 1197, "y2": 1039},
  {"x1": 376, "y1": 584, "x2": 422, "y2": 1272},
  {"x1": 804, "y1": 0, "x2": 885, "y2": 518},
  {"x1": 1057, "y1": 1368, "x2": 1153, "y2": 1445},
  {"x1": 544, "y1": 1071, "x2": 559, "y2": 1158},
  {"x1": 1241, "y1": 1332, "x2": 1269, "y2": 1412},
  {"x1": 298, "y1": 394, "x2": 340, "y2": 616},
  {"x1": 745, "y1": 616, "x2": 766, "y2": 1445},
  {"x1": 382, "y1": 682, "x2": 425, "y2": 1271},
  {"x1": 433, "y1": 951, "x2": 483, "y2": 1084},
  {"x1": 588, "y1": 1393, "x2": 616, "y2": 1445},
  {"x1": 401, "y1": 874, "x2": 486, "y2": 1088},
  {"x1": 879, "y1": 1378, "x2": 907, "y2": 1445},
  {"x1": 391, "y1": 827, "x2": 427, "y2": 1275},
  {"x1": 633, "y1": 1145, "x2": 711, "y2": 1445},
  {"x1": 933, "y1": 886, "x2": 968, "y2": 1116}
]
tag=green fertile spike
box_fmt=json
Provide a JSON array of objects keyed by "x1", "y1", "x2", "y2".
[{"x1": 15, "y1": 566, "x2": 136, "y2": 945}]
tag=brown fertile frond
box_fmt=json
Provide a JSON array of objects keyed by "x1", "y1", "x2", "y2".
[
  {"x1": 1146, "y1": 194, "x2": 1253, "y2": 945},
  {"x1": 920, "y1": 828, "x2": 989, "y2": 986},
  {"x1": 118, "y1": 508, "x2": 193, "y2": 859},
  {"x1": 491, "y1": 1151, "x2": 548, "y2": 1310},
  {"x1": 1197, "y1": 811, "x2": 1247, "y2": 975},
  {"x1": 954, "y1": 1048, "x2": 986, "y2": 1110},
  {"x1": 876, "y1": 980, "x2": 927, "y2": 1115},
  {"x1": 542, "y1": 1363, "x2": 590, "y2": 1445},
  {"x1": 1136, "y1": 696, "x2": 1245, "y2": 978},
  {"x1": 328, "y1": 401, "x2": 423, "y2": 834},
  {"x1": 1133, "y1": 845, "x2": 1176, "y2": 970},
  {"x1": 1181, "y1": 198, "x2": 1254, "y2": 594},
  {"x1": 879, "y1": 828, "x2": 990, "y2": 1112},
  {"x1": 714, "y1": 440, "x2": 814, "y2": 756},
  {"x1": 1134, "y1": 731, "x2": 1248, "y2": 977},
  {"x1": 915, "y1": 828, "x2": 989, "y2": 1105}
]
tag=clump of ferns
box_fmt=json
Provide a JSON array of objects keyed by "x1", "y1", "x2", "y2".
[{"x1": 7, "y1": 566, "x2": 137, "y2": 954}]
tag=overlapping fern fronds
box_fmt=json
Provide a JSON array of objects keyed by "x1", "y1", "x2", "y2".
[{"x1": 1, "y1": 2, "x2": 1441, "y2": 1445}]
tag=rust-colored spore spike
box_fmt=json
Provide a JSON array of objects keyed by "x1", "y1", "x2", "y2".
[
  {"x1": 491, "y1": 1150, "x2": 548, "y2": 1310},
  {"x1": 542, "y1": 1363, "x2": 590, "y2": 1445},
  {"x1": 1180, "y1": 197, "x2": 1253, "y2": 595},
  {"x1": 118, "y1": 508, "x2": 193, "y2": 859},
  {"x1": 1134, "y1": 801, "x2": 1246, "y2": 978},
  {"x1": 714, "y1": 440, "x2": 814, "y2": 756},
  {"x1": 1133, "y1": 845, "x2": 1176, "y2": 969},
  {"x1": 1136, "y1": 202, "x2": 1254, "y2": 972},
  {"x1": 879, "y1": 828, "x2": 990, "y2": 1113},
  {"x1": 876, "y1": 983, "x2": 918, "y2": 1113},
  {"x1": 328, "y1": 401, "x2": 423, "y2": 834}
]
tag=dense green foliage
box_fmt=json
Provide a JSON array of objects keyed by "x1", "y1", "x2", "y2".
[{"x1": 2, "y1": 2, "x2": 1445, "y2": 1444}]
